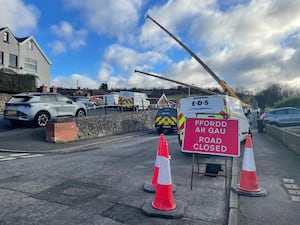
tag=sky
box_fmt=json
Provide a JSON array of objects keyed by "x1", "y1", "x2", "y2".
[{"x1": 1, "y1": 0, "x2": 300, "y2": 93}]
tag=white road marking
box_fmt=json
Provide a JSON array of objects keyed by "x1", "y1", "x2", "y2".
[
  {"x1": 0, "y1": 153, "x2": 44, "y2": 161},
  {"x1": 21, "y1": 154, "x2": 43, "y2": 158},
  {"x1": 0, "y1": 157, "x2": 16, "y2": 161},
  {"x1": 9, "y1": 153, "x2": 30, "y2": 157}
]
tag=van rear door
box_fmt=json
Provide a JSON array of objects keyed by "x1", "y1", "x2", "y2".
[{"x1": 180, "y1": 96, "x2": 227, "y2": 118}]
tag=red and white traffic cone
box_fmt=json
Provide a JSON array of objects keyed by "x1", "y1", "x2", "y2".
[
  {"x1": 144, "y1": 134, "x2": 164, "y2": 192},
  {"x1": 152, "y1": 139, "x2": 176, "y2": 210},
  {"x1": 142, "y1": 138, "x2": 184, "y2": 218},
  {"x1": 232, "y1": 134, "x2": 268, "y2": 196},
  {"x1": 239, "y1": 134, "x2": 260, "y2": 192}
]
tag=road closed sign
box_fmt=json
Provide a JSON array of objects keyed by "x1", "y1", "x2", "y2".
[{"x1": 182, "y1": 118, "x2": 240, "y2": 157}]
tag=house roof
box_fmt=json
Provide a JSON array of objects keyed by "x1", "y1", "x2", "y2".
[
  {"x1": 15, "y1": 36, "x2": 30, "y2": 42},
  {"x1": 156, "y1": 93, "x2": 171, "y2": 108},
  {"x1": 0, "y1": 27, "x2": 51, "y2": 65}
]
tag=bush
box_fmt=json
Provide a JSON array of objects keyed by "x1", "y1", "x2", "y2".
[
  {"x1": 274, "y1": 96, "x2": 300, "y2": 108},
  {"x1": 0, "y1": 72, "x2": 36, "y2": 94}
]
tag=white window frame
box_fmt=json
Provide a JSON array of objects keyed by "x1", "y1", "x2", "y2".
[
  {"x1": 0, "y1": 51, "x2": 3, "y2": 64},
  {"x1": 24, "y1": 58, "x2": 37, "y2": 72},
  {"x1": 28, "y1": 41, "x2": 33, "y2": 50},
  {"x1": 4, "y1": 32, "x2": 9, "y2": 42},
  {"x1": 9, "y1": 54, "x2": 17, "y2": 68}
]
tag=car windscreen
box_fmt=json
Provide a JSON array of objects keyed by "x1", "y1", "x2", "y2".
[{"x1": 156, "y1": 108, "x2": 177, "y2": 117}]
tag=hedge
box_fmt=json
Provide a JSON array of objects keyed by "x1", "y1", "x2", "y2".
[{"x1": 0, "y1": 72, "x2": 36, "y2": 94}]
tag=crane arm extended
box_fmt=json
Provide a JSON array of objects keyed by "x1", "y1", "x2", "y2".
[
  {"x1": 134, "y1": 69, "x2": 219, "y2": 95},
  {"x1": 146, "y1": 15, "x2": 251, "y2": 109}
]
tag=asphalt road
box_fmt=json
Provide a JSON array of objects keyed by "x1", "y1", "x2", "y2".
[
  {"x1": 0, "y1": 131, "x2": 231, "y2": 225},
  {"x1": 1, "y1": 115, "x2": 299, "y2": 225}
]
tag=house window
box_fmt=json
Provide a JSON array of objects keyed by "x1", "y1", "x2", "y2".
[
  {"x1": 28, "y1": 41, "x2": 33, "y2": 50},
  {"x1": 9, "y1": 54, "x2": 18, "y2": 68},
  {"x1": 4, "y1": 32, "x2": 9, "y2": 42},
  {"x1": 0, "y1": 51, "x2": 3, "y2": 64},
  {"x1": 24, "y1": 58, "x2": 37, "y2": 72}
]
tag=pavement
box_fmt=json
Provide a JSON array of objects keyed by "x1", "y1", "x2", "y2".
[{"x1": 1, "y1": 127, "x2": 299, "y2": 225}]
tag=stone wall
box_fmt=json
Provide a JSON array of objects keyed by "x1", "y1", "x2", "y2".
[
  {"x1": 266, "y1": 124, "x2": 300, "y2": 155},
  {"x1": 75, "y1": 111, "x2": 156, "y2": 140},
  {"x1": 0, "y1": 93, "x2": 11, "y2": 112}
]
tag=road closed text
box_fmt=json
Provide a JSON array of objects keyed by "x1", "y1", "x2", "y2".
[
  {"x1": 182, "y1": 118, "x2": 239, "y2": 157},
  {"x1": 193, "y1": 136, "x2": 227, "y2": 152}
]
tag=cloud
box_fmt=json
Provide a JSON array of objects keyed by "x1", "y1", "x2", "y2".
[
  {"x1": 51, "y1": 74, "x2": 99, "y2": 89},
  {"x1": 95, "y1": 44, "x2": 173, "y2": 88},
  {"x1": 104, "y1": 44, "x2": 171, "y2": 70},
  {"x1": 51, "y1": 21, "x2": 74, "y2": 39},
  {"x1": 98, "y1": 63, "x2": 113, "y2": 82},
  {"x1": 49, "y1": 21, "x2": 88, "y2": 54},
  {"x1": 0, "y1": 0, "x2": 39, "y2": 36},
  {"x1": 64, "y1": 0, "x2": 143, "y2": 41},
  {"x1": 31, "y1": 0, "x2": 300, "y2": 92},
  {"x1": 48, "y1": 40, "x2": 67, "y2": 55},
  {"x1": 139, "y1": 0, "x2": 215, "y2": 52},
  {"x1": 107, "y1": 71, "x2": 175, "y2": 90},
  {"x1": 136, "y1": 0, "x2": 300, "y2": 92}
]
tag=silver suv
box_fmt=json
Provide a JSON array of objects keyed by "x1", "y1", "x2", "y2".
[
  {"x1": 4, "y1": 92, "x2": 87, "y2": 127},
  {"x1": 261, "y1": 107, "x2": 300, "y2": 127}
]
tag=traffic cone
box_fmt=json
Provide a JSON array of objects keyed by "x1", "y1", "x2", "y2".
[
  {"x1": 239, "y1": 134, "x2": 260, "y2": 192},
  {"x1": 142, "y1": 138, "x2": 184, "y2": 218},
  {"x1": 231, "y1": 134, "x2": 269, "y2": 196},
  {"x1": 144, "y1": 134, "x2": 176, "y2": 193},
  {"x1": 151, "y1": 134, "x2": 164, "y2": 187},
  {"x1": 143, "y1": 134, "x2": 164, "y2": 192},
  {"x1": 152, "y1": 139, "x2": 176, "y2": 210}
]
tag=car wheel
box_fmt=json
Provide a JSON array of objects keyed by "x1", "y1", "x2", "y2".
[
  {"x1": 76, "y1": 109, "x2": 86, "y2": 117},
  {"x1": 34, "y1": 111, "x2": 50, "y2": 127}
]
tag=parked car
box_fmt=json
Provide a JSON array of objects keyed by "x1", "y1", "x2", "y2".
[
  {"x1": 4, "y1": 92, "x2": 87, "y2": 127},
  {"x1": 260, "y1": 107, "x2": 300, "y2": 127},
  {"x1": 155, "y1": 108, "x2": 178, "y2": 134},
  {"x1": 72, "y1": 96, "x2": 98, "y2": 109}
]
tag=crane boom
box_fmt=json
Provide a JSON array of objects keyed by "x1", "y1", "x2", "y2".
[
  {"x1": 146, "y1": 15, "x2": 251, "y2": 109},
  {"x1": 134, "y1": 69, "x2": 218, "y2": 95}
]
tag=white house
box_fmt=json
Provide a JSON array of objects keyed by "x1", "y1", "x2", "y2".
[{"x1": 0, "y1": 27, "x2": 51, "y2": 88}]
